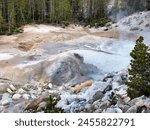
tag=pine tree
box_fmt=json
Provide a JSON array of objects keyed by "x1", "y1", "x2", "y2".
[
  {"x1": 0, "y1": 11, "x2": 6, "y2": 34},
  {"x1": 127, "y1": 36, "x2": 150, "y2": 99}
]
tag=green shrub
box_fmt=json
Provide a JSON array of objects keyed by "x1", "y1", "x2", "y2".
[
  {"x1": 108, "y1": 92, "x2": 117, "y2": 105},
  {"x1": 43, "y1": 96, "x2": 64, "y2": 113}
]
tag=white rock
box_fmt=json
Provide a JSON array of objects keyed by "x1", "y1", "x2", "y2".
[
  {"x1": 17, "y1": 88, "x2": 26, "y2": 94},
  {"x1": 112, "y1": 82, "x2": 120, "y2": 90},
  {"x1": 6, "y1": 88, "x2": 13, "y2": 94},
  {"x1": 31, "y1": 94, "x2": 36, "y2": 99},
  {"x1": 22, "y1": 94, "x2": 30, "y2": 100},
  {"x1": 9, "y1": 84, "x2": 16, "y2": 91},
  {"x1": 12, "y1": 94, "x2": 21, "y2": 100},
  {"x1": 48, "y1": 83, "x2": 53, "y2": 89},
  {"x1": 1, "y1": 100, "x2": 10, "y2": 106}
]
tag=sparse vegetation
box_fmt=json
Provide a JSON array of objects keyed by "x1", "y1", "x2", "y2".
[
  {"x1": 108, "y1": 92, "x2": 117, "y2": 105},
  {"x1": 43, "y1": 96, "x2": 64, "y2": 113}
]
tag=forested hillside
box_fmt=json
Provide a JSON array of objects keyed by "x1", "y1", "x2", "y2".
[{"x1": 0, "y1": 0, "x2": 109, "y2": 34}]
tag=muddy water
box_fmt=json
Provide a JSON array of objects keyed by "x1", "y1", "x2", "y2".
[{"x1": 66, "y1": 40, "x2": 134, "y2": 77}]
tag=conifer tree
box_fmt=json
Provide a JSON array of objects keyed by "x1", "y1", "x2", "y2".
[
  {"x1": 127, "y1": 36, "x2": 150, "y2": 99},
  {"x1": 0, "y1": 11, "x2": 6, "y2": 34}
]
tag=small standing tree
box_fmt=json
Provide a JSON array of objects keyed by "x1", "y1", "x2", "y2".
[{"x1": 127, "y1": 36, "x2": 150, "y2": 99}]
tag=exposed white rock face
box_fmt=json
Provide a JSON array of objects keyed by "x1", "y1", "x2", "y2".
[
  {"x1": 57, "y1": 69, "x2": 132, "y2": 113},
  {"x1": 57, "y1": 79, "x2": 113, "y2": 112},
  {"x1": 12, "y1": 94, "x2": 21, "y2": 100}
]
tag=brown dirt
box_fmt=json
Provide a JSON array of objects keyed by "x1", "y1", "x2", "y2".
[{"x1": 0, "y1": 24, "x2": 120, "y2": 52}]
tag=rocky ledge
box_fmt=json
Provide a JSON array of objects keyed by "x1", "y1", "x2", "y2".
[
  {"x1": 57, "y1": 69, "x2": 150, "y2": 113},
  {"x1": 0, "y1": 53, "x2": 150, "y2": 113}
]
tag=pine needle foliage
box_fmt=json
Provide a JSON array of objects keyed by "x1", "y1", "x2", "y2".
[{"x1": 127, "y1": 36, "x2": 150, "y2": 99}]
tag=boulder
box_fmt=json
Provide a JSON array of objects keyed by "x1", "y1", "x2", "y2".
[
  {"x1": 6, "y1": 88, "x2": 13, "y2": 94},
  {"x1": 126, "y1": 105, "x2": 138, "y2": 113},
  {"x1": 129, "y1": 96, "x2": 146, "y2": 106},
  {"x1": 9, "y1": 84, "x2": 16, "y2": 91},
  {"x1": 44, "y1": 53, "x2": 98, "y2": 86},
  {"x1": 12, "y1": 94, "x2": 21, "y2": 100},
  {"x1": 91, "y1": 91, "x2": 104, "y2": 102}
]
